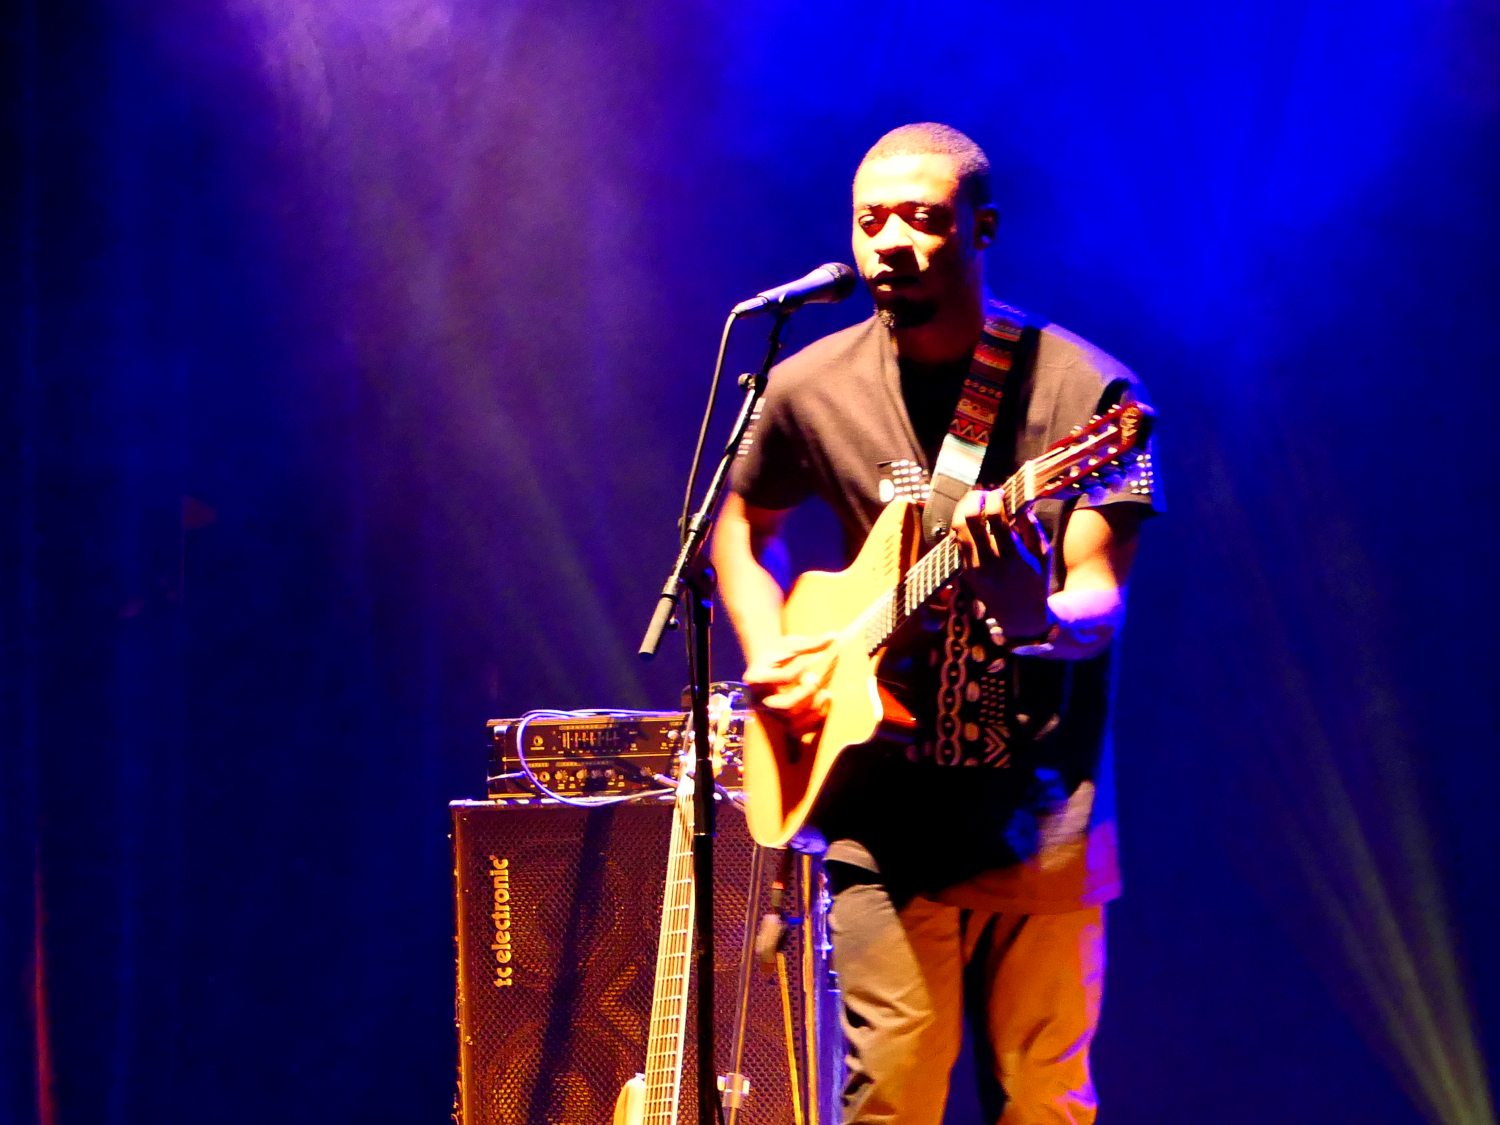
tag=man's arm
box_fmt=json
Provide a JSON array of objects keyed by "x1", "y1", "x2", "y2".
[
  {"x1": 1045, "y1": 504, "x2": 1141, "y2": 659},
  {"x1": 713, "y1": 492, "x2": 833, "y2": 730},
  {"x1": 952, "y1": 492, "x2": 1143, "y2": 661},
  {"x1": 712, "y1": 493, "x2": 791, "y2": 666}
]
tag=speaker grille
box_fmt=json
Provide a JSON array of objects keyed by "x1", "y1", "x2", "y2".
[{"x1": 454, "y1": 798, "x2": 824, "y2": 1125}]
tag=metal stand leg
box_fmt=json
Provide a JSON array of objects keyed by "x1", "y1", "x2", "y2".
[
  {"x1": 725, "y1": 841, "x2": 843, "y2": 1125},
  {"x1": 801, "y1": 855, "x2": 842, "y2": 1125},
  {"x1": 724, "y1": 847, "x2": 766, "y2": 1125}
]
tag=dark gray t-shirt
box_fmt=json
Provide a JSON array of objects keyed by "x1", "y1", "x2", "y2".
[{"x1": 730, "y1": 312, "x2": 1163, "y2": 904}]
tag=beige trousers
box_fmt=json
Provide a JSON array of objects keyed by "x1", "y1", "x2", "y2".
[{"x1": 829, "y1": 879, "x2": 1105, "y2": 1125}]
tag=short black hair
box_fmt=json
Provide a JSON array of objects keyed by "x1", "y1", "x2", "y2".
[{"x1": 859, "y1": 122, "x2": 992, "y2": 208}]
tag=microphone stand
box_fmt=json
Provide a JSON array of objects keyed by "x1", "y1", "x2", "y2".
[{"x1": 640, "y1": 308, "x2": 793, "y2": 1125}]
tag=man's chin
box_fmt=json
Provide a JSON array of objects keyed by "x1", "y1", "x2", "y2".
[{"x1": 875, "y1": 296, "x2": 940, "y2": 330}]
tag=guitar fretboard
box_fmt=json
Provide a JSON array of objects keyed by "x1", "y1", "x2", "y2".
[{"x1": 861, "y1": 533, "x2": 963, "y2": 653}]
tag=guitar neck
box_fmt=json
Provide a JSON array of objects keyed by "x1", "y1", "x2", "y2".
[
  {"x1": 859, "y1": 461, "x2": 1030, "y2": 654},
  {"x1": 858, "y1": 399, "x2": 1150, "y2": 654},
  {"x1": 641, "y1": 785, "x2": 696, "y2": 1125}
]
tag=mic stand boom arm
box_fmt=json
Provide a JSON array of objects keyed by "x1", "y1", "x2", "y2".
[
  {"x1": 639, "y1": 309, "x2": 793, "y2": 1125},
  {"x1": 639, "y1": 306, "x2": 792, "y2": 661}
]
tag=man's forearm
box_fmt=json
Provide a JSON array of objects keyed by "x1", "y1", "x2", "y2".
[
  {"x1": 1033, "y1": 505, "x2": 1137, "y2": 661},
  {"x1": 711, "y1": 512, "x2": 789, "y2": 667},
  {"x1": 969, "y1": 563, "x2": 1123, "y2": 661},
  {"x1": 1042, "y1": 585, "x2": 1126, "y2": 660}
]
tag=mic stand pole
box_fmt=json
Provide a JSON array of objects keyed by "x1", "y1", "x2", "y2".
[{"x1": 640, "y1": 310, "x2": 793, "y2": 1125}]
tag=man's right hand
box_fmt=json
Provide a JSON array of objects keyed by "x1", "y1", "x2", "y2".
[{"x1": 742, "y1": 633, "x2": 837, "y2": 736}]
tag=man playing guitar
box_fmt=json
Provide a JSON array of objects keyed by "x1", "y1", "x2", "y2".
[{"x1": 712, "y1": 123, "x2": 1164, "y2": 1124}]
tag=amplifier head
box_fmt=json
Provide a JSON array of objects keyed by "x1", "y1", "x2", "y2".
[{"x1": 486, "y1": 698, "x2": 748, "y2": 800}]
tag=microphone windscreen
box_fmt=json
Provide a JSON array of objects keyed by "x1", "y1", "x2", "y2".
[{"x1": 818, "y1": 262, "x2": 857, "y2": 304}]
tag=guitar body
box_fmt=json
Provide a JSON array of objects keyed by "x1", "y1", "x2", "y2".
[{"x1": 742, "y1": 498, "x2": 925, "y2": 848}]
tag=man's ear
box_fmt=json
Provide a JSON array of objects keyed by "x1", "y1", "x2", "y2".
[{"x1": 973, "y1": 204, "x2": 998, "y2": 250}]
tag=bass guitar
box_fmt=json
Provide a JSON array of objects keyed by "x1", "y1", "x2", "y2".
[
  {"x1": 741, "y1": 400, "x2": 1155, "y2": 848},
  {"x1": 612, "y1": 771, "x2": 697, "y2": 1125}
]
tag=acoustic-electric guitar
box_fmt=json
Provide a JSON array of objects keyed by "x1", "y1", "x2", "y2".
[{"x1": 740, "y1": 399, "x2": 1155, "y2": 849}]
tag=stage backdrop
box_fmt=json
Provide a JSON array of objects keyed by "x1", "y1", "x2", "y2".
[{"x1": 3, "y1": 1, "x2": 1498, "y2": 1123}]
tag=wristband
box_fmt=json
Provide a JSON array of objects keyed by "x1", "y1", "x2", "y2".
[{"x1": 1006, "y1": 620, "x2": 1062, "y2": 656}]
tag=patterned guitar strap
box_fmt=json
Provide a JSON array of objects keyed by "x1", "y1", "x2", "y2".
[
  {"x1": 918, "y1": 298, "x2": 1038, "y2": 768},
  {"x1": 920, "y1": 298, "x2": 1036, "y2": 546}
]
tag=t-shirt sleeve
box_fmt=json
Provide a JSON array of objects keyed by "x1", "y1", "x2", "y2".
[{"x1": 728, "y1": 376, "x2": 817, "y2": 512}]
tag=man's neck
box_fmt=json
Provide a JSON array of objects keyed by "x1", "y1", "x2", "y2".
[{"x1": 890, "y1": 283, "x2": 986, "y2": 366}]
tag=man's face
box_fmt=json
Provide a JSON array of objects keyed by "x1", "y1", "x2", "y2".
[{"x1": 852, "y1": 153, "x2": 990, "y2": 328}]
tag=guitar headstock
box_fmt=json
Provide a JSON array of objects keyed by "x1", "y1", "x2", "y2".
[
  {"x1": 1029, "y1": 400, "x2": 1156, "y2": 504},
  {"x1": 674, "y1": 681, "x2": 747, "y2": 782}
]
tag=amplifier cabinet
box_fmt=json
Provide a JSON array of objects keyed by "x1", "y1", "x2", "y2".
[{"x1": 452, "y1": 797, "x2": 839, "y2": 1125}]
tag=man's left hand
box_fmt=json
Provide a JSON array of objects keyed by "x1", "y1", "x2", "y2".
[
  {"x1": 951, "y1": 487, "x2": 1046, "y2": 574},
  {"x1": 949, "y1": 488, "x2": 1053, "y2": 639}
]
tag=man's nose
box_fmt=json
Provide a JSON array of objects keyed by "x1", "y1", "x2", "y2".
[{"x1": 870, "y1": 217, "x2": 915, "y2": 256}]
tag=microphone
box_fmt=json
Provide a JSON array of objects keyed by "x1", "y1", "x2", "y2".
[{"x1": 732, "y1": 262, "x2": 857, "y2": 318}]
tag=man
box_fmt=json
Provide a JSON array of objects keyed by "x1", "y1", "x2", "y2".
[{"x1": 712, "y1": 123, "x2": 1163, "y2": 1124}]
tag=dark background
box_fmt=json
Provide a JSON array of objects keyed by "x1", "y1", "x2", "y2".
[{"x1": 3, "y1": 0, "x2": 1498, "y2": 1122}]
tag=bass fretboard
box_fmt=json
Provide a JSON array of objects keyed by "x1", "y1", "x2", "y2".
[{"x1": 641, "y1": 785, "x2": 695, "y2": 1125}]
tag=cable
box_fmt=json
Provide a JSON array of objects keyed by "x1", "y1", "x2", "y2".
[
  {"x1": 680, "y1": 311, "x2": 740, "y2": 544},
  {"x1": 512, "y1": 709, "x2": 677, "y2": 807}
]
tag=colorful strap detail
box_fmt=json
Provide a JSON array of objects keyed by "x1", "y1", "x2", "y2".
[{"x1": 921, "y1": 299, "x2": 1033, "y2": 545}]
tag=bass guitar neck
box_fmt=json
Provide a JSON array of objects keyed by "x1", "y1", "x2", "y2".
[{"x1": 614, "y1": 776, "x2": 696, "y2": 1125}]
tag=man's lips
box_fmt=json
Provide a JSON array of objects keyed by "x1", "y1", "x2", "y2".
[{"x1": 871, "y1": 274, "x2": 920, "y2": 290}]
